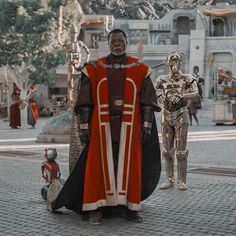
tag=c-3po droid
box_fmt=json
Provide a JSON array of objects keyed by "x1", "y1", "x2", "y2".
[
  {"x1": 155, "y1": 52, "x2": 199, "y2": 190},
  {"x1": 41, "y1": 148, "x2": 61, "y2": 201}
]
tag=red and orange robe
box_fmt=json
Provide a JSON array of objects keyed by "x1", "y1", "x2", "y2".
[
  {"x1": 53, "y1": 54, "x2": 161, "y2": 213},
  {"x1": 27, "y1": 92, "x2": 39, "y2": 126}
]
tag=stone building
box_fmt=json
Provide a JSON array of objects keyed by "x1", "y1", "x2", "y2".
[
  {"x1": 78, "y1": 0, "x2": 236, "y2": 124},
  {"x1": 1, "y1": 0, "x2": 236, "y2": 122},
  {"x1": 78, "y1": 0, "x2": 236, "y2": 101}
]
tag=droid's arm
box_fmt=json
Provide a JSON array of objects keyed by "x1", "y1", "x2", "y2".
[
  {"x1": 182, "y1": 76, "x2": 199, "y2": 100},
  {"x1": 57, "y1": 5, "x2": 67, "y2": 47},
  {"x1": 57, "y1": 163, "x2": 61, "y2": 178},
  {"x1": 41, "y1": 162, "x2": 46, "y2": 179},
  {"x1": 80, "y1": 41, "x2": 90, "y2": 62}
]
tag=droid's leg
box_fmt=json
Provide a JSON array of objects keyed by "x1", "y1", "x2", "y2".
[
  {"x1": 41, "y1": 185, "x2": 49, "y2": 201},
  {"x1": 176, "y1": 150, "x2": 188, "y2": 190},
  {"x1": 159, "y1": 149, "x2": 175, "y2": 189},
  {"x1": 159, "y1": 122, "x2": 175, "y2": 189},
  {"x1": 176, "y1": 123, "x2": 188, "y2": 190}
]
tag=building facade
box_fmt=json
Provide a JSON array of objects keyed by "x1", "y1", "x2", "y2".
[{"x1": 1, "y1": 1, "x2": 236, "y2": 119}]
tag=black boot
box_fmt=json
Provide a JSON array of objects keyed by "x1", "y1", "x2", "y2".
[
  {"x1": 88, "y1": 208, "x2": 103, "y2": 225},
  {"x1": 126, "y1": 209, "x2": 143, "y2": 223}
]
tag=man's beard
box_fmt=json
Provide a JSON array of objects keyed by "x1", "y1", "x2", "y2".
[
  {"x1": 111, "y1": 50, "x2": 125, "y2": 56},
  {"x1": 111, "y1": 47, "x2": 126, "y2": 56}
]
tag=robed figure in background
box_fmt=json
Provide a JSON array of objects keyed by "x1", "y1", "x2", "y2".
[
  {"x1": 9, "y1": 89, "x2": 22, "y2": 129},
  {"x1": 26, "y1": 85, "x2": 39, "y2": 129}
]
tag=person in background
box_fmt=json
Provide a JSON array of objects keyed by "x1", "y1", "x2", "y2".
[
  {"x1": 9, "y1": 89, "x2": 22, "y2": 129},
  {"x1": 193, "y1": 68, "x2": 204, "y2": 109},
  {"x1": 187, "y1": 99, "x2": 199, "y2": 126},
  {"x1": 26, "y1": 84, "x2": 39, "y2": 129}
]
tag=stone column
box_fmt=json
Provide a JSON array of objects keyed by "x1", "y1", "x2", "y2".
[{"x1": 189, "y1": 30, "x2": 207, "y2": 97}]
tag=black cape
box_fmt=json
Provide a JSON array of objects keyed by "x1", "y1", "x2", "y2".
[{"x1": 53, "y1": 119, "x2": 161, "y2": 212}]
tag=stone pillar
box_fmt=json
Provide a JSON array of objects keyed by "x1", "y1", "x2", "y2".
[
  {"x1": 20, "y1": 87, "x2": 28, "y2": 125},
  {"x1": 178, "y1": 34, "x2": 190, "y2": 73},
  {"x1": 232, "y1": 49, "x2": 236, "y2": 77},
  {"x1": 189, "y1": 30, "x2": 206, "y2": 97}
]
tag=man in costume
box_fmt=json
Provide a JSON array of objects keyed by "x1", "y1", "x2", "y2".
[
  {"x1": 52, "y1": 29, "x2": 161, "y2": 225},
  {"x1": 187, "y1": 99, "x2": 199, "y2": 126},
  {"x1": 9, "y1": 89, "x2": 22, "y2": 129},
  {"x1": 155, "y1": 52, "x2": 199, "y2": 190}
]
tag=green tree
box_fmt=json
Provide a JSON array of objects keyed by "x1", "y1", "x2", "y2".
[{"x1": 0, "y1": 0, "x2": 67, "y2": 86}]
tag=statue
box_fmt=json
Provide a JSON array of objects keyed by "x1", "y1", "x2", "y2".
[{"x1": 58, "y1": 5, "x2": 90, "y2": 105}]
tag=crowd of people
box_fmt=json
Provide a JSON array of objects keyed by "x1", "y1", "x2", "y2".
[
  {"x1": 9, "y1": 84, "x2": 71, "y2": 129},
  {"x1": 9, "y1": 84, "x2": 39, "y2": 129}
]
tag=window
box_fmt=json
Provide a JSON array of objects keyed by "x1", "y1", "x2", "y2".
[
  {"x1": 176, "y1": 17, "x2": 190, "y2": 35},
  {"x1": 212, "y1": 18, "x2": 225, "y2": 36}
]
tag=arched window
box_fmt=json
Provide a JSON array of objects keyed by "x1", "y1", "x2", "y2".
[
  {"x1": 193, "y1": 66, "x2": 199, "y2": 75},
  {"x1": 212, "y1": 17, "x2": 225, "y2": 36}
]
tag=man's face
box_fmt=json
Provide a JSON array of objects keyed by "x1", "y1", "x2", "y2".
[{"x1": 108, "y1": 32, "x2": 126, "y2": 56}]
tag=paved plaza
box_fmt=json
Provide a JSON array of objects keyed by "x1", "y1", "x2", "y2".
[{"x1": 0, "y1": 100, "x2": 236, "y2": 235}]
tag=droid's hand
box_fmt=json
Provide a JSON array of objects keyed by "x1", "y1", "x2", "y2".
[{"x1": 170, "y1": 94, "x2": 183, "y2": 104}]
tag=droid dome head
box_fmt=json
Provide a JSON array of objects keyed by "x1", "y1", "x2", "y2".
[{"x1": 45, "y1": 148, "x2": 57, "y2": 162}]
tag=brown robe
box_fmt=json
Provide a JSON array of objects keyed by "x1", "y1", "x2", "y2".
[{"x1": 10, "y1": 93, "x2": 21, "y2": 128}]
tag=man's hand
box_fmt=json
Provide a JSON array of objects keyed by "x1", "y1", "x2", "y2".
[
  {"x1": 78, "y1": 107, "x2": 92, "y2": 144},
  {"x1": 79, "y1": 123, "x2": 90, "y2": 144},
  {"x1": 140, "y1": 106, "x2": 153, "y2": 143},
  {"x1": 139, "y1": 127, "x2": 151, "y2": 144}
]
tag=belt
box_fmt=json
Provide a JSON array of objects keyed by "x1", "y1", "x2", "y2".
[{"x1": 110, "y1": 115, "x2": 121, "y2": 122}]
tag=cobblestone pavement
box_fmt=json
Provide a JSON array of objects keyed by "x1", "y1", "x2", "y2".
[{"x1": 0, "y1": 101, "x2": 236, "y2": 235}]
